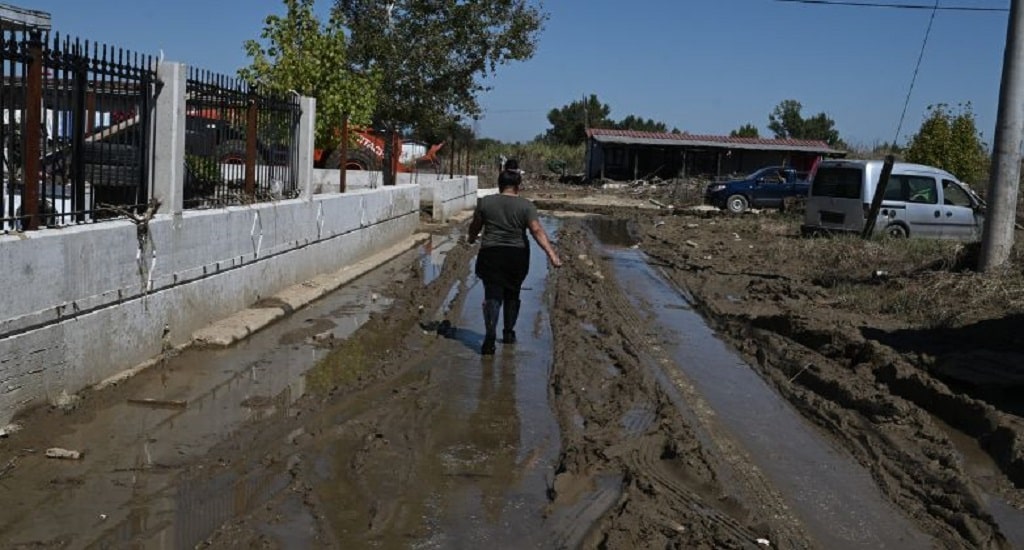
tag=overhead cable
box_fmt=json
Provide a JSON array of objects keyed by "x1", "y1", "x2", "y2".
[{"x1": 775, "y1": 0, "x2": 1006, "y2": 12}]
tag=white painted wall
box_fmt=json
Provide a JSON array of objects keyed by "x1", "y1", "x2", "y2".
[{"x1": 0, "y1": 185, "x2": 420, "y2": 424}]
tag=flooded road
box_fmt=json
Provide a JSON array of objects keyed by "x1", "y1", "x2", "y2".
[{"x1": 2, "y1": 211, "x2": 1019, "y2": 549}]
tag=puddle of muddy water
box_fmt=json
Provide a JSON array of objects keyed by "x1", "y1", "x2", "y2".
[
  {"x1": 419, "y1": 234, "x2": 458, "y2": 286},
  {"x1": 586, "y1": 216, "x2": 639, "y2": 248},
  {"x1": 931, "y1": 417, "x2": 1024, "y2": 548},
  {"x1": 607, "y1": 247, "x2": 934, "y2": 549}
]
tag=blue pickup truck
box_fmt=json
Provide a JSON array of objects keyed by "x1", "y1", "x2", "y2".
[{"x1": 704, "y1": 166, "x2": 810, "y2": 213}]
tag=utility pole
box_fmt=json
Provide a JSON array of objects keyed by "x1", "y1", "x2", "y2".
[{"x1": 980, "y1": 0, "x2": 1024, "y2": 271}]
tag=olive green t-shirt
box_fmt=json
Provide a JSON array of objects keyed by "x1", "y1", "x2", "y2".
[{"x1": 475, "y1": 194, "x2": 539, "y2": 249}]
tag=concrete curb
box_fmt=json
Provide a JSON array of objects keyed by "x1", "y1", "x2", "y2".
[{"x1": 191, "y1": 233, "x2": 430, "y2": 347}]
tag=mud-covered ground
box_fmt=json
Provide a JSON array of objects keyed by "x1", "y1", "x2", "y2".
[{"x1": 1, "y1": 183, "x2": 1023, "y2": 549}]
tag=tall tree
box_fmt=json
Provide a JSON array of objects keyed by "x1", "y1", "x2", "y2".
[
  {"x1": 335, "y1": 0, "x2": 545, "y2": 133},
  {"x1": 905, "y1": 103, "x2": 989, "y2": 185},
  {"x1": 543, "y1": 95, "x2": 612, "y2": 146},
  {"x1": 730, "y1": 123, "x2": 760, "y2": 138},
  {"x1": 239, "y1": 0, "x2": 379, "y2": 149},
  {"x1": 768, "y1": 99, "x2": 843, "y2": 148}
]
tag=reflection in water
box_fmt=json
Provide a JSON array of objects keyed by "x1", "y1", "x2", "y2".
[{"x1": 468, "y1": 360, "x2": 523, "y2": 523}]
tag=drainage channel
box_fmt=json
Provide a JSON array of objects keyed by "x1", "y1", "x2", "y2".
[
  {"x1": 0, "y1": 241, "x2": 438, "y2": 549},
  {"x1": 603, "y1": 245, "x2": 933, "y2": 549}
]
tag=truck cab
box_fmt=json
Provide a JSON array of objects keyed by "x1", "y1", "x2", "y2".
[{"x1": 704, "y1": 166, "x2": 810, "y2": 213}]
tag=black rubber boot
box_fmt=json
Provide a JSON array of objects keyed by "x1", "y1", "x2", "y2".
[
  {"x1": 481, "y1": 299, "x2": 501, "y2": 355},
  {"x1": 502, "y1": 299, "x2": 521, "y2": 344}
]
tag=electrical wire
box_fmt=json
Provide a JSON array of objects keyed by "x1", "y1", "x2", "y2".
[
  {"x1": 892, "y1": 0, "x2": 940, "y2": 149},
  {"x1": 775, "y1": 0, "x2": 1005, "y2": 11}
]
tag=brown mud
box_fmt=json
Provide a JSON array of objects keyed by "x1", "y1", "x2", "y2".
[{"x1": 0, "y1": 189, "x2": 1022, "y2": 549}]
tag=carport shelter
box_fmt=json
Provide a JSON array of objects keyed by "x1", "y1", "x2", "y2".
[{"x1": 585, "y1": 128, "x2": 845, "y2": 181}]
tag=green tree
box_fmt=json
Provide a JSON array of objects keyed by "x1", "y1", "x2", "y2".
[
  {"x1": 614, "y1": 115, "x2": 669, "y2": 133},
  {"x1": 336, "y1": 0, "x2": 546, "y2": 133},
  {"x1": 239, "y1": 0, "x2": 379, "y2": 149},
  {"x1": 905, "y1": 103, "x2": 989, "y2": 184},
  {"x1": 542, "y1": 95, "x2": 612, "y2": 146},
  {"x1": 767, "y1": 99, "x2": 844, "y2": 148},
  {"x1": 730, "y1": 123, "x2": 759, "y2": 138}
]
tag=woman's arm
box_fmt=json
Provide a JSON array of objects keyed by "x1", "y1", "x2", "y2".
[
  {"x1": 467, "y1": 210, "x2": 483, "y2": 244},
  {"x1": 527, "y1": 219, "x2": 562, "y2": 268}
]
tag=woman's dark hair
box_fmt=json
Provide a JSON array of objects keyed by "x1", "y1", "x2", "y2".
[
  {"x1": 498, "y1": 158, "x2": 521, "y2": 191},
  {"x1": 498, "y1": 168, "x2": 522, "y2": 191}
]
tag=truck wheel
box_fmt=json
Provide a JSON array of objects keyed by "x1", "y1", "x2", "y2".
[
  {"x1": 725, "y1": 194, "x2": 748, "y2": 214},
  {"x1": 324, "y1": 147, "x2": 375, "y2": 171},
  {"x1": 884, "y1": 224, "x2": 908, "y2": 238}
]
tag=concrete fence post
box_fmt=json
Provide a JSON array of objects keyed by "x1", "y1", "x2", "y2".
[
  {"x1": 153, "y1": 61, "x2": 186, "y2": 215},
  {"x1": 297, "y1": 96, "x2": 315, "y2": 200}
]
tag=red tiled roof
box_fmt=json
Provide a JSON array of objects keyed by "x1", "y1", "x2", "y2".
[{"x1": 586, "y1": 127, "x2": 837, "y2": 151}]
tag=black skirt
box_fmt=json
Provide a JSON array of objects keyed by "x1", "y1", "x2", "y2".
[{"x1": 475, "y1": 246, "x2": 530, "y2": 290}]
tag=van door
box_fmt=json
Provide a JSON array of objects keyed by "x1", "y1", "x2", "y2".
[
  {"x1": 939, "y1": 179, "x2": 982, "y2": 240},
  {"x1": 884, "y1": 174, "x2": 942, "y2": 237}
]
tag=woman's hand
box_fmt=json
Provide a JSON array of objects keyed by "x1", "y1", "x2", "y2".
[{"x1": 549, "y1": 252, "x2": 563, "y2": 268}]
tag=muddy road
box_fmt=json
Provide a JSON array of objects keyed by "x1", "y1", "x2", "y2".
[{"x1": 1, "y1": 194, "x2": 1023, "y2": 549}]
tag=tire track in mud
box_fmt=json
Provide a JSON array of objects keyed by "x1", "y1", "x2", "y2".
[
  {"x1": 636, "y1": 212, "x2": 1021, "y2": 550},
  {"x1": 546, "y1": 219, "x2": 812, "y2": 549}
]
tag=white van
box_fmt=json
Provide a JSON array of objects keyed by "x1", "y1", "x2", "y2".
[{"x1": 802, "y1": 159, "x2": 985, "y2": 240}]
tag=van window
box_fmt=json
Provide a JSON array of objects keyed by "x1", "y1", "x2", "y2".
[
  {"x1": 883, "y1": 175, "x2": 937, "y2": 204},
  {"x1": 811, "y1": 166, "x2": 861, "y2": 198},
  {"x1": 942, "y1": 179, "x2": 973, "y2": 207}
]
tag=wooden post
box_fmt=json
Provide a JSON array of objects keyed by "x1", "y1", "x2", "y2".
[
  {"x1": 861, "y1": 155, "x2": 895, "y2": 239},
  {"x1": 245, "y1": 97, "x2": 258, "y2": 197},
  {"x1": 23, "y1": 30, "x2": 43, "y2": 230},
  {"x1": 338, "y1": 114, "x2": 348, "y2": 193}
]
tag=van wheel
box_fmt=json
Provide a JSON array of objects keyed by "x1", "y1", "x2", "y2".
[
  {"x1": 725, "y1": 194, "x2": 748, "y2": 214},
  {"x1": 884, "y1": 224, "x2": 908, "y2": 238}
]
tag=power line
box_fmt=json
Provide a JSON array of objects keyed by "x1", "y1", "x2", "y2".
[
  {"x1": 775, "y1": 0, "x2": 1007, "y2": 11},
  {"x1": 892, "y1": 0, "x2": 940, "y2": 148}
]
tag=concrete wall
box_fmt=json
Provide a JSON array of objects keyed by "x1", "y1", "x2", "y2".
[
  {"x1": 311, "y1": 170, "x2": 479, "y2": 222},
  {"x1": 311, "y1": 169, "x2": 459, "y2": 194},
  {"x1": 420, "y1": 176, "x2": 478, "y2": 222},
  {"x1": 0, "y1": 185, "x2": 419, "y2": 425}
]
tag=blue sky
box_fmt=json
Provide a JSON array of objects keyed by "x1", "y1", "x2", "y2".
[{"x1": 30, "y1": 0, "x2": 1010, "y2": 148}]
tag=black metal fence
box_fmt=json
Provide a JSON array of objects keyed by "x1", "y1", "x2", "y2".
[
  {"x1": 1, "y1": 27, "x2": 302, "y2": 230},
  {"x1": 184, "y1": 68, "x2": 299, "y2": 209},
  {"x1": 1, "y1": 26, "x2": 155, "y2": 230}
]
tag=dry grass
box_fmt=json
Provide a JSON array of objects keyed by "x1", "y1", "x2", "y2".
[{"x1": 731, "y1": 217, "x2": 1024, "y2": 327}]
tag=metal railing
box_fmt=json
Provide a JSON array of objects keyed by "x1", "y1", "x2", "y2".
[
  {"x1": 1, "y1": 26, "x2": 155, "y2": 230},
  {"x1": 1, "y1": 27, "x2": 302, "y2": 230},
  {"x1": 184, "y1": 68, "x2": 299, "y2": 209}
]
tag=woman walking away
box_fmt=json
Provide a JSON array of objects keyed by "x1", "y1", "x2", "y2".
[{"x1": 467, "y1": 160, "x2": 562, "y2": 355}]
